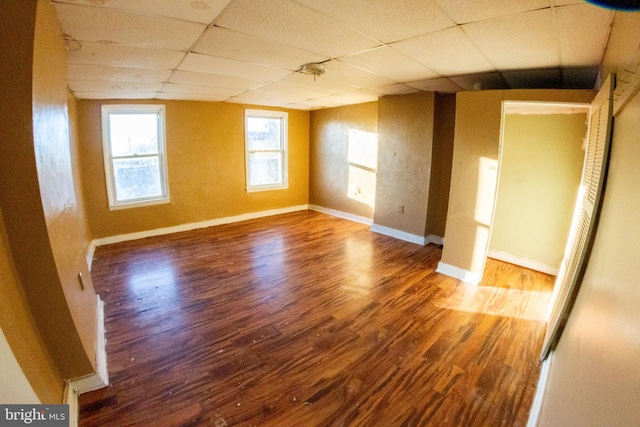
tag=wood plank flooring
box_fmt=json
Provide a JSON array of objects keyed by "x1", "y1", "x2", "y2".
[{"x1": 80, "y1": 210, "x2": 553, "y2": 426}]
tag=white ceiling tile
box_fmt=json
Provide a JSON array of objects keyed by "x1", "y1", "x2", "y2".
[
  {"x1": 68, "y1": 42, "x2": 185, "y2": 69},
  {"x1": 281, "y1": 103, "x2": 315, "y2": 110},
  {"x1": 52, "y1": 0, "x2": 231, "y2": 24},
  {"x1": 215, "y1": 0, "x2": 379, "y2": 57},
  {"x1": 273, "y1": 73, "x2": 359, "y2": 94},
  {"x1": 68, "y1": 80, "x2": 164, "y2": 93},
  {"x1": 311, "y1": 94, "x2": 374, "y2": 107},
  {"x1": 392, "y1": 27, "x2": 494, "y2": 76},
  {"x1": 370, "y1": 83, "x2": 420, "y2": 96},
  {"x1": 340, "y1": 46, "x2": 440, "y2": 82},
  {"x1": 257, "y1": 83, "x2": 329, "y2": 100},
  {"x1": 320, "y1": 60, "x2": 398, "y2": 89},
  {"x1": 406, "y1": 78, "x2": 464, "y2": 93},
  {"x1": 67, "y1": 64, "x2": 172, "y2": 83},
  {"x1": 556, "y1": 4, "x2": 614, "y2": 67},
  {"x1": 293, "y1": 0, "x2": 454, "y2": 43},
  {"x1": 192, "y1": 27, "x2": 329, "y2": 71},
  {"x1": 502, "y1": 68, "x2": 562, "y2": 88},
  {"x1": 227, "y1": 91, "x2": 306, "y2": 107},
  {"x1": 434, "y1": 0, "x2": 550, "y2": 24},
  {"x1": 156, "y1": 93, "x2": 230, "y2": 102},
  {"x1": 291, "y1": 98, "x2": 342, "y2": 109},
  {"x1": 53, "y1": 3, "x2": 206, "y2": 50},
  {"x1": 449, "y1": 72, "x2": 509, "y2": 90},
  {"x1": 338, "y1": 90, "x2": 380, "y2": 102},
  {"x1": 73, "y1": 91, "x2": 160, "y2": 99},
  {"x1": 161, "y1": 83, "x2": 244, "y2": 97},
  {"x1": 169, "y1": 70, "x2": 264, "y2": 90},
  {"x1": 179, "y1": 53, "x2": 293, "y2": 83},
  {"x1": 462, "y1": 9, "x2": 560, "y2": 70},
  {"x1": 553, "y1": 0, "x2": 583, "y2": 5}
]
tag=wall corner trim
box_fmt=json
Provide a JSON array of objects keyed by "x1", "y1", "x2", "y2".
[
  {"x1": 65, "y1": 295, "x2": 109, "y2": 426},
  {"x1": 370, "y1": 224, "x2": 427, "y2": 245},
  {"x1": 526, "y1": 351, "x2": 553, "y2": 427},
  {"x1": 308, "y1": 204, "x2": 373, "y2": 225},
  {"x1": 436, "y1": 261, "x2": 482, "y2": 285}
]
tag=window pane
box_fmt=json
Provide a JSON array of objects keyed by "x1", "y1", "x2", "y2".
[
  {"x1": 249, "y1": 152, "x2": 282, "y2": 186},
  {"x1": 110, "y1": 113, "x2": 159, "y2": 156},
  {"x1": 247, "y1": 117, "x2": 281, "y2": 151},
  {"x1": 113, "y1": 157, "x2": 162, "y2": 201}
]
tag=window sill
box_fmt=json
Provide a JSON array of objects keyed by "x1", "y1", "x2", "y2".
[
  {"x1": 108, "y1": 197, "x2": 171, "y2": 211},
  {"x1": 246, "y1": 185, "x2": 288, "y2": 193}
]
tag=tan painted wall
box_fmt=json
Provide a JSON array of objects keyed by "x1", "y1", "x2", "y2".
[
  {"x1": 441, "y1": 89, "x2": 595, "y2": 274},
  {"x1": 33, "y1": 0, "x2": 97, "y2": 374},
  {"x1": 0, "y1": 208, "x2": 62, "y2": 403},
  {"x1": 490, "y1": 113, "x2": 587, "y2": 268},
  {"x1": 426, "y1": 94, "x2": 456, "y2": 238},
  {"x1": 374, "y1": 92, "x2": 435, "y2": 236},
  {"x1": 0, "y1": 0, "x2": 97, "y2": 402},
  {"x1": 78, "y1": 100, "x2": 309, "y2": 238},
  {"x1": 0, "y1": 326, "x2": 39, "y2": 404},
  {"x1": 538, "y1": 12, "x2": 640, "y2": 426},
  {"x1": 309, "y1": 102, "x2": 378, "y2": 218}
]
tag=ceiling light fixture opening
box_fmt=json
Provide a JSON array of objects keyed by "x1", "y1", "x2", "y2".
[{"x1": 299, "y1": 63, "x2": 327, "y2": 81}]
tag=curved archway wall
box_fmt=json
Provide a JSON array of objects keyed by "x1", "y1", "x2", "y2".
[
  {"x1": 438, "y1": 89, "x2": 596, "y2": 284},
  {"x1": 0, "y1": 0, "x2": 98, "y2": 402}
]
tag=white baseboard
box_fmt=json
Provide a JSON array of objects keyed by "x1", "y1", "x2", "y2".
[
  {"x1": 527, "y1": 351, "x2": 553, "y2": 427},
  {"x1": 64, "y1": 296, "x2": 109, "y2": 427},
  {"x1": 308, "y1": 204, "x2": 373, "y2": 225},
  {"x1": 427, "y1": 234, "x2": 444, "y2": 246},
  {"x1": 370, "y1": 224, "x2": 427, "y2": 245},
  {"x1": 436, "y1": 261, "x2": 482, "y2": 285},
  {"x1": 488, "y1": 250, "x2": 559, "y2": 276},
  {"x1": 86, "y1": 241, "x2": 97, "y2": 271},
  {"x1": 63, "y1": 382, "x2": 78, "y2": 427},
  {"x1": 92, "y1": 205, "x2": 309, "y2": 247}
]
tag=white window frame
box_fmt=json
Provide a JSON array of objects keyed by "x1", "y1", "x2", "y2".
[
  {"x1": 101, "y1": 105, "x2": 170, "y2": 210},
  {"x1": 245, "y1": 109, "x2": 288, "y2": 192}
]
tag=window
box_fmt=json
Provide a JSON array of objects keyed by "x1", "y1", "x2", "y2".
[
  {"x1": 245, "y1": 109, "x2": 288, "y2": 192},
  {"x1": 101, "y1": 105, "x2": 169, "y2": 210}
]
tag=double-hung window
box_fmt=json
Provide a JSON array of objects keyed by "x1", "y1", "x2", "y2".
[
  {"x1": 245, "y1": 109, "x2": 288, "y2": 192},
  {"x1": 101, "y1": 105, "x2": 169, "y2": 210}
]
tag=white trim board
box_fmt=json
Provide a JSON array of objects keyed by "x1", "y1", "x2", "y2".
[
  {"x1": 436, "y1": 261, "x2": 482, "y2": 285},
  {"x1": 64, "y1": 296, "x2": 109, "y2": 427},
  {"x1": 370, "y1": 224, "x2": 427, "y2": 245},
  {"x1": 308, "y1": 204, "x2": 373, "y2": 225},
  {"x1": 92, "y1": 205, "x2": 309, "y2": 247},
  {"x1": 527, "y1": 352, "x2": 553, "y2": 427},
  {"x1": 428, "y1": 234, "x2": 444, "y2": 246},
  {"x1": 488, "y1": 250, "x2": 559, "y2": 276}
]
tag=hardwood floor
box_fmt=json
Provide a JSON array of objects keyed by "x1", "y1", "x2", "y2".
[{"x1": 80, "y1": 210, "x2": 553, "y2": 426}]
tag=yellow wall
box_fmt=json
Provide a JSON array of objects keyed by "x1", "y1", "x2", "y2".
[
  {"x1": 426, "y1": 94, "x2": 456, "y2": 238},
  {"x1": 538, "y1": 11, "x2": 640, "y2": 426},
  {"x1": 374, "y1": 92, "x2": 435, "y2": 236},
  {"x1": 441, "y1": 89, "x2": 595, "y2": 275},
  {"x1": 309, "y1": 102, "x2": 378, "y2": 218},
  {"x1": 490, "y1": 113, "x2": 587, "y2": 268},
  {"x1": 78, "y1": 100, "x2": 309, "y2": 238},
  {"x1": 0, "y1": 0, "x2": 98, "y2": 402}
]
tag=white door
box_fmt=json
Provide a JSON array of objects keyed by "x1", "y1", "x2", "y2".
[{"x1": 540, "y1": 74, "x2": 615, "y2": 359}]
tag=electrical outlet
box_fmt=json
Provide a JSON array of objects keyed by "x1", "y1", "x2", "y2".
[{"x1": 398, "y1": 205, "x2": 404, "y2": 214}]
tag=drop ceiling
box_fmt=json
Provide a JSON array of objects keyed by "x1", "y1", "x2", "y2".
[{"x1": 52, "y1": 0, "x2": 615, "y2": 110}]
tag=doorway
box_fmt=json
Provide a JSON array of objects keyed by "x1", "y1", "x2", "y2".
[{"x1": 488, "y1": 102, "x2": 591, "y2": 277}]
